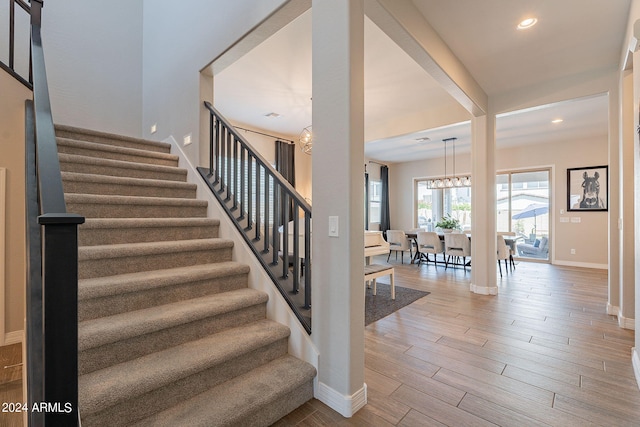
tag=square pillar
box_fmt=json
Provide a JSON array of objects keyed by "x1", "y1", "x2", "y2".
[{"x1": 311, "y1": 0, "x2": 366, "y2": 417}]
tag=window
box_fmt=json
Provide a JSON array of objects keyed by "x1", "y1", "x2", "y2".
[
  {"x1": 415, "y1": 180, "x2": 471, "y2": 230},
  {"x1": 369, "y1": 180, "x2": 382, "y2": 223},
  {"x1": 497, "y1": 169, "x2": 550, "y2": 260}
]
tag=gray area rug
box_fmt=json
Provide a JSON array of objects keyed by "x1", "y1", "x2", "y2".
[{"x1": 365, "y1": 283, "x2": 430, "y2": 326}]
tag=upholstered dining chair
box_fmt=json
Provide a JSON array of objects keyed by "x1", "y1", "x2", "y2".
[
  {"x1": 416, "y1": 231, "x2": 444, "y2": 267},
  {"x1": 386, "y1": 230, "x2": 412, "y2": 264},
  {"x1": 497, "y1": 234, "x2": 510, "y2": 277},
  {"x1": 498, "y1": 231, "x2": 517, "y2": 270},
  {"x1": 443, "y1": 233, "x2": 471, "y2": 270}
]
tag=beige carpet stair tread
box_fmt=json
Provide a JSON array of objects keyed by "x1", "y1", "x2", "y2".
[
  {"x1": 81, "y1": 217, "x2": 219, "y2": 230},
  {"x1": 78, "y1": 288, "x2": 267, "y2": 351},
  {"x1": 57, "y1": 137, "x2": 178, "y2": 162},
  {"x1": 78, "y1": 238, "x2": 233, "y2": 260},
  {"x1": 55, "y1": 124, "x2": 172, "y2": 153},
  {"x1": 58, "y1": 153, "x2": 187, "y2": 181},
  {"x1": 66, "y1": 193, "x2": 208, "y2": 207},
  {"x1": 78, "y1": 261, "x2": 248, "y2": 300},
  {"x1": 79, "y1": 320, "x2": 291, "y2": 414},
  {"x1": 62, "y1": 171, "x2": 196, "y2": 192},
  {"x1": 131, "y1": 355, "x2": 316, "y2": 427}
]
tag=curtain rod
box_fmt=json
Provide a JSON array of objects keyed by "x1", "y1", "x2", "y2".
[
  {"x1": 368, "y1": 160, "x2": 388, "y2": 167},
  {"x1": 235, "y1": 126, "x2": 295, "y2": 144}
]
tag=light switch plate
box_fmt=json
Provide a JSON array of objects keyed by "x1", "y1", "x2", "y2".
[{"x1": 329, "y1": 216, "x2": 339, "y2": 237}]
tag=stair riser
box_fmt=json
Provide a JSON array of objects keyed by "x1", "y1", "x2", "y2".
[
  {"x1": 79, "y1": 272, "x2": 248, "y2": 321},
  {"x1": 78, "y1": 224, "x2": 219, "y2": 246},
  {"x1": 62, "y1": 180, "x2": 196, "y2": 199},
  {"x1": 81, "y1": 339, "x2": 288, "y2": 426},
  {"x1": 55, "y1": 128, "x2": 170, "y2": 154},
  {"x1": 59, "y1": 158, "x2": 186, "y2": 182},
  {"x1": 57, "y1": 144, "x2": 178, "y2": 167},
  {"x1": 66, "y1": 201, "x2": 208, "y2": 219},
  {"x1": 79, "y1": 303, "x2": 268, "y2": 375},
  {"x1": 79, "y1": 247, "x2": 233, "y2": 279}
]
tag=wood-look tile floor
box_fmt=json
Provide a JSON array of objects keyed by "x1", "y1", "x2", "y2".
[{"x1": 274, "y1": 260, "x2": 640, "y2": 426}]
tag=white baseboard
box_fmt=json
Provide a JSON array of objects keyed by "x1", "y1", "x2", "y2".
[
  {"x1": 632, "y1": 348, "x2": 640, "y2": 391},
  {"x1": 315, "y1": 381, "x2": 367, "y2": 418},
  {"x1": 4, "y1": 330, "x2": 23, "y2": 345},
  {"x1": 553, "y1": 260, "x2": 608, "y2": 270},
  {"x1": 619, "y1": 315, "x2": 636, "y2": 330},
  {"x1": 469, "y1": 283, "x2": 498, "y2": 295},
  {"x1": 607, "y1": 303, "x2": 620, "y2": 316}
]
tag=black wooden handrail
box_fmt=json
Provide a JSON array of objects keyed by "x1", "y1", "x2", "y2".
[
  {"x1": 199, "y1": 101, "x2": 312, "y2": 333},
  {"x1": 25, "y1": 1, "x2": 84, "y2": 425}
]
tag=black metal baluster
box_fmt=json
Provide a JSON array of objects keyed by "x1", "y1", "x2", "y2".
[
  {"x1": 238, "y1": 146, "x2": 245, "y2": 221},
  {"x1": 254, "y1": 163, "x2": 261, "y2": 241},
  {"x1": 213, "y1": 117, "x2": 220, "y2": 184},
  {"x1": 225, "y1": 128, "x2": 232, "y2": 201},
  {"x1": 272, "y1": 182, "x2": 280, "y2": 266},
  {"x1": 218, "y1": 124, "x2": 226, "y2": 192},
  {"x1": 281, "y1": 190, "x2": 289, "y2": 279},
  {"x1": 231, "y1": 136, "x2": 238, "y2": 211},
  {"x1": 292, "y1": 203, "x2": 300, "y2": 293},
  {"x1": 245, "y1": 153, "x2": 253, "y2": 231},
  {"x1": 304, "y1": 210, "x2": 311, "y2": 309},
  {"x1": 263, "y1": 173, "x2": 270, "y2": 253}
]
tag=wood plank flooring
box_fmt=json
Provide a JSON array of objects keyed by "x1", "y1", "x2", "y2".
[
  {"x1": 275, "y1": 260, "x2": 640, "y2": 426},
  {"x1": 0, "y1": 343, "x2": 23, "y2": 427}
]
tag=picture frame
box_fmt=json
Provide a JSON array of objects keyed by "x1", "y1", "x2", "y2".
[{"x1": 567, "y1": 165, "x2": 608, "y2": 211}]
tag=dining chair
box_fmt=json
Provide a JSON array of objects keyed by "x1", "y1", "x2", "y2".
[
  {"x1": 443, "y1": 233, "x2": 471, "y2": 270},
  {"x1": 498, "y1": 231, "x2": 517, "y2": 270},
  {"x1": 416, "y1": 231, "x2": 444, "y2": 267},
  {"x1": 386, "y1": 230, "x2": 412, "y2": 264},
  {"x1": 497, "y1": 234, "x2": 510, "y2": 277}
]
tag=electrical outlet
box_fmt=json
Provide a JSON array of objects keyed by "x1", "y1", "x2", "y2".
[
  {"x1": 571, "y1": 249, "x2": 576, "y2": 255},
  {"x1": 183, "y1": 133, "x2": 192, "y2": 146},
  {"x1": 150, "y1": 123, "x2": 157, "y2": 134}
]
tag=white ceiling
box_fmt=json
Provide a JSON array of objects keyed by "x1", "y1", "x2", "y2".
[{"x1": 214, "y1": 0, "x2": 630, "y2": 164}]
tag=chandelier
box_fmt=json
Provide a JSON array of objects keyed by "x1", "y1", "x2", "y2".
[
  {"x1": 426, "y1": 137, "x2": 471, "y2": 189},
  {"x1": 299, "y1": 126, "x2": 312, "y2": 155}
]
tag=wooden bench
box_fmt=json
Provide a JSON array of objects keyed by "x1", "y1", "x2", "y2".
[{"x1": 364, "y1": 264, "x2": 395, "y2": 300}]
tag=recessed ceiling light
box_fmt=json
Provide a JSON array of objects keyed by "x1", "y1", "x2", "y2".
[
  {"x1": 264, "y1": 112, "x2": 281, "y2": 118},
  {"x1": 517, "y1": 17, "x2": 538, "y2": 30},
  {"x1": 415, "y1": 136, "x2": 431, "y2": 143},
  {"x1": 551, "y1": 118, "x2": 563, "y2": 124}
]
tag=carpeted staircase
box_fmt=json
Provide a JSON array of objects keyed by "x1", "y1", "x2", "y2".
[{"x1": 56, "y1": 125, "x2": 316, "y2": 426}]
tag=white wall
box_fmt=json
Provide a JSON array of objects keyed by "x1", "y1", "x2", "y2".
[
  {"x1": 0, "y1": 70, "x2": 31, "y2": 340},
  {"x1": 141, "y1": 0, "x2": 287, "y2": 165},
  {"x1": 389, "y1": 135, "x2": 609, "y2": 267},
  {"x1": 42, "y1": 0, "x2": 143, "y2": 137}
]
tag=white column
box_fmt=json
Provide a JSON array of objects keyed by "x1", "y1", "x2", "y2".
[
  {"x1": 311, "y1": 0, "x2": 366, "y2": 417},
  {"x1": 470, "y1": 114, "x2": 498, "y2": 295},
  {"x1": 620, "y1": 70, "x2": 635, "y2": 328}
]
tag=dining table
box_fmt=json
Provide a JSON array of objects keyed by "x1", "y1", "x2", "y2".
[{"x1": 405, "y1": 231, "x2": 517, "y2": 270}]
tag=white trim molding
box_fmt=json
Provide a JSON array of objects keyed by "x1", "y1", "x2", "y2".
[
  {"x1": 470, "y1": 283, "x2": 498, "y2": 295},
  {"x1": 0, "y1": 168, "x2": 5, "y2": 347},
  {"x1": 315, "y1": 381, "x2": 367, "y2": 418},
  {"x1": 4, "y1": 330, "x2": 23, "y2": 345},
  {"x1": 553, "y1": 260, "x2": 608, "y2": 270},
  {"x1": 618, "y1": 315, "x2": 636, "y2": 330},
  {"x1": 633, "y1": 348, "x2": 640, "y2": 390}
]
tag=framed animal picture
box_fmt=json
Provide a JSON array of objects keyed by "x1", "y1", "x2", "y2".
[{"x1": 567, "y1": 165, "x2": 608, "y2": 211}]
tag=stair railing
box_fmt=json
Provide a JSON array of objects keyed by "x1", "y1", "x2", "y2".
[
  {"x1": 199, "y1": 101, "x2": 312, "y2": 333},
  {"x1": 25, "y1": 1, "x2": 84, "y2": 425},
  {"x1": 2, "y1": 0, "x2": 33, "y2": 88}
]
